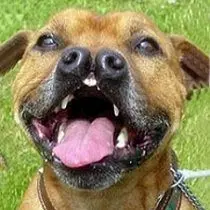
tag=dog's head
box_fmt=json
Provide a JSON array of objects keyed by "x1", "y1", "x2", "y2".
[{"x1": 0, "y1": 9, "x2": 209, "y2": 190}]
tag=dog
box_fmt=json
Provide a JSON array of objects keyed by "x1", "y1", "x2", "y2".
[{"x1": 0, "y1": 9, "x2": 209, "y2": 210}]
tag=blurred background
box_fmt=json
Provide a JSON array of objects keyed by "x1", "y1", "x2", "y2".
[{"x1": 0, "y1": 0, "x2": 209, "y2": 209}]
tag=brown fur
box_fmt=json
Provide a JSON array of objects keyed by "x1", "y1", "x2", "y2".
[{"x1": 0, "y1": 9, "x2": 209, "y2": 210}]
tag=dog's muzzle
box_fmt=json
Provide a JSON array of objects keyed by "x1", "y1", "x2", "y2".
[{"x1": 21, "y1": 46, "x2": 169, "y2": 190}]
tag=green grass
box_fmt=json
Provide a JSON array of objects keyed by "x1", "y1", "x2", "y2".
[{"x1": 0, "y1": 0, "x2": 210, "y2": 209}]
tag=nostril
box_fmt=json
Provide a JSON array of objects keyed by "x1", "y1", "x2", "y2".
[
  {"x1": 106, "y1": 56, "x2": 125, "y2": 70},
  {"x1": 95, "y1": 49, "x2": 128, "y2": 81},
  {"x1": 62, "y1": 51, "x2": 78, "y2": 65},
  {"x1": 57, "y1": 47, "x2": 92, "y2": 79}
]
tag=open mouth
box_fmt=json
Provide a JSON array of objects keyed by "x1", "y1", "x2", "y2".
[{"x1": 22, "y1": 85, "x2": 168, "y2": 173}]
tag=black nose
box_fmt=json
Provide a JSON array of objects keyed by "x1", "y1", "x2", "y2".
[
  {"x1": 95, "y1": 49, "x2": 127, "y2": 80},
  {"x1": 57, "y1": 47, "x2": 91, "y2": 79}
]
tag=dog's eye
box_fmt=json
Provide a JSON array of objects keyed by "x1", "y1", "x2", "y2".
[
  {"x1": 134, "y1": 37, "x2": 162, "y2": 56},
  {"x1": 36, "y1": 34, "x2": 59, "y2": 50}
]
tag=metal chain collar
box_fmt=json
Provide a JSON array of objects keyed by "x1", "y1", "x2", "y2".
[{"x1": 170, "y1": 167, "x2": 206, "y2": 210}]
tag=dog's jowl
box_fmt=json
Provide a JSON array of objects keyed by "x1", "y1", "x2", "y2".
[{"x1": 0, "y1": 9, "x2": 209, "y2": 210}]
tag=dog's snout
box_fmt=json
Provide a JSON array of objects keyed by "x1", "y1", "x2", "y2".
[
  {"x1": 95, "y1": 50, "x2": 127, "y2": 80},
  {"x1": 57, "y1": 47, "x2": 91, "y2": 78},
  {"x1": 56, "y1": 47, "x2": 128, "y2": 84}
]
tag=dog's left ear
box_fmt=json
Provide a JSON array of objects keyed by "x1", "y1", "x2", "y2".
[
  {"x1": 0, "y1": 31, "x2": 31, "y2": 75},
  {"x1": 170, "y1": 35, "x2": 209, "y2": 94}
]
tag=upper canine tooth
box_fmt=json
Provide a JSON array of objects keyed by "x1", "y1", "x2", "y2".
[
  {"x1": 83, "y1": 73, "x2": 97, "y2": 87},
  {"x1": 116, "y1": 127, "x2": 128, "y2": 148},
  {"x1": 61, "y1": 95, "x2": 73, "y2": 109},
  {"x1": 113, "y1": 104, "x2": 119, "y2": 117}
]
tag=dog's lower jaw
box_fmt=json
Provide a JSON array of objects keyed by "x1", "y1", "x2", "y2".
[{"x1": 41, "y1": 149, "x2": 172, "y2": 210}]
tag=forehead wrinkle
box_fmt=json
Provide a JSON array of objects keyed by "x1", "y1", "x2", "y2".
[
  {"x1": 47, "y1": 11, "x2": 122, "y2": 47},
  {"x1": 47, "y1": 10, "x2": 142, "y2": 39},
  {"x1": 47, "y1": 10, "x2": 161, "y2": 38}
]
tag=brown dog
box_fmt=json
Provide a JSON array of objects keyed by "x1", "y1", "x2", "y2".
[{"x1": 0, "y1": 9, "x2": 209, "y2": 210}]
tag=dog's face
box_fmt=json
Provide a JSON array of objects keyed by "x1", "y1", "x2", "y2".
[{"x1": 0, "y1": 9, "x2": 209, "y2": 190}]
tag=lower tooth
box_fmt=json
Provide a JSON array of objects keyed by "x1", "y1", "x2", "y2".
[
  {"x1": 57, "y1": 124, "x2": 66, "y2": 143},
  {"x1": 57, "y1": 130, "x2": 64, "y2": 143},
  {"x1": 116, "y1": 127, "x2": 128, "y2": 148}
]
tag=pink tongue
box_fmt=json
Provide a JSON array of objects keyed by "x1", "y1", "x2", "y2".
[{"x1": 53, "y1": 118, "x2": 115, "y2": 168}]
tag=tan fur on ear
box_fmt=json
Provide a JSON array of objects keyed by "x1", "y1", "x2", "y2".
[
  {"x1": 170, "y1": 35, "x2": 209, "y2": 92},
  {"x1": 0, "y1": 31, "x2": 31, "y2": 75}
]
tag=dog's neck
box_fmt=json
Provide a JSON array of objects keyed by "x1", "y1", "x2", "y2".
[{"x1": 43, "y1": 149, "x2": 172, "y2": 210}]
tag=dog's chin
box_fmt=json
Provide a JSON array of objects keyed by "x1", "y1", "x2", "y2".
[
  {"x1": 51, "y1": 156, "x2": 127, "y2": 190},
  {"x1": 21, "y1": 85, "x2": 169, "y2": 190}
]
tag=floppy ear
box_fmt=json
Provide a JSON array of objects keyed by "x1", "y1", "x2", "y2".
[
  {"x1": 0, "y1": 31, "x2": 31, "y2": 75},
  {"x1": 170, "y1": 35, "x2": 209, "y2": 95}
]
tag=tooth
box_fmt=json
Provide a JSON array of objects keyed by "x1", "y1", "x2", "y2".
[
  {"x1": 61, "y1": 95, "x2": 74, "y2": 110},
  {"x1": 61, "y1": 95, "x2": 69, "y2": 109},
  {"x1": 116, "y1": 127, "x2": 128, "y2": 148},
  {"x1": 83, "y1": 73, "x2": 97, "y2": 87},
  {"x1": 113, "y1": 104, "x2": 119, "y2": 117},
  {"x1": 57, "y1": 124, "x2": 65, "y2": 143},
  {"x1": 97, "y1": 86, "x2": 100, "y2": 91},
  {"x1": 57, "y1": 130, "x2": 64, "y2": 143}
]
